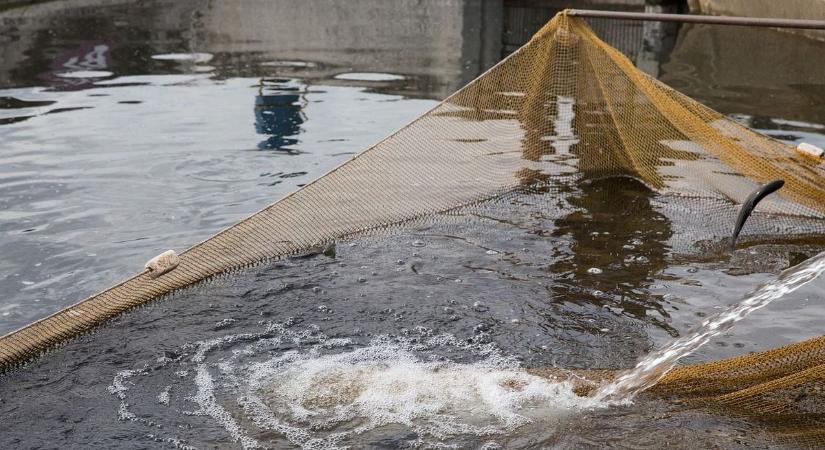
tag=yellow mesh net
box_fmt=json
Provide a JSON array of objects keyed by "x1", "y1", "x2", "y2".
[
  {"x1": 1, "y1": 11, "x2": 824, "y2": 447},
  {"x1": 653, "y1": 335, "x2": 825, "y2": 447}
]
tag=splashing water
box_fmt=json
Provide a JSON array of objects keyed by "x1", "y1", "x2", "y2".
[
  {"x1": 109, "y1": 324, "x2": 606, "y2": 449},
  {"x1": 593, "y1": 251, "x2": 825, "y2": 402}
]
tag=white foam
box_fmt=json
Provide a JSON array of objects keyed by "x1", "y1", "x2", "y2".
[
  {"x1": 190, "y1": 365, "x2": 261, "y2": 450},
  {"x1": 110, "y1": 325, "x2": 604, "y2": 449},
  {"x1": 157, "y1": 386, "x2": 171, "y2": 405},
  {"x1": 108, "y1": 369, "x2": 138, "y2": 420},
  {"x1": 254, "y1": 343, "x2": 585, "y2": 434}
]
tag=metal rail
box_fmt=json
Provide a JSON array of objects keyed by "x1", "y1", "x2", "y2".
[{"x1": 566, "y1": 9, "x2": 825, "y2": 29}]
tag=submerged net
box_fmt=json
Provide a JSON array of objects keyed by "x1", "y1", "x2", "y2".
[
  {"x1": 1, "y1": 10, "x2": 824, "y2": 448},
  {"x1": 656, "y1": 335, "x2": 825, "y2": 447}
]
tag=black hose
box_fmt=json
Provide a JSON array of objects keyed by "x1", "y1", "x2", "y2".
[{"x1": 730, "y1": 179, "x2": 785, "y2": 251}]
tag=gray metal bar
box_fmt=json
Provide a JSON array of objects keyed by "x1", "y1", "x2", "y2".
[{"x1": 566, "y1": 9, "x2": 825, "y2": 30}]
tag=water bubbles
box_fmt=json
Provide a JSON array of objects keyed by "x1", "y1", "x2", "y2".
[
  {"x1": 110, "y1": 324, "x2": 597, "y2": 449},
  {"x1": 586, "y1": 267, "x2": 603, "y2": 275},
  {"x1": 157, "y1": 387, "x2": 171, "y2": 405},
  {"x1": 311, "y1": 286, "x2": 322, "y2": 294},
  {"x1": 396, "y1": 259, "x2": 405, "y2": 265},
  {"x1": 214, "y1": 318, "x2": 236, "y2": 330},
  {"x1": 473, "y1": 301, "x2": 490, "y2": 312},
  {"x1": 357, "y1": 276, "x2": 367, "y2": 283},
  {"x1": 284, "y1": 316, "x2": 303, "y2": 327}
]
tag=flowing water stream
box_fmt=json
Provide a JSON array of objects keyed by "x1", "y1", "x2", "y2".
[{"x1": 594, "y1": 250, "x2": 825, "y2": 402}]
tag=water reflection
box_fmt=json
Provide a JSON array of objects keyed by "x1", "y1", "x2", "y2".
[
  {"x1": 549, "y1": 178, "x2": 674, "y2": 333},
  {"x1": 254, "y1": 78, "x2": 305, "y2": 151},
  {"x1": 51, "y1": 43, "x2": 113, "y2": 87},
  {"x1": 661, "y1": 22, "x2": 825, "y2": 128}
]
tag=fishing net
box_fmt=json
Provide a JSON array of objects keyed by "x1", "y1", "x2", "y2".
[
  {"x1": 653, "y1": 335, "x2": 825, "y2": 447},
  {"x1": 1, "y1": 10, "x2": 824, "y2": 448}
]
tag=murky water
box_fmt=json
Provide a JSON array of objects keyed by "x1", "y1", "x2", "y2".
[
  {"x1": 1, "y1": 179, "x2": 821, "y2": 448},
  {"x1": 2, "y1": 1, "x2": 825, "y2": 448}
]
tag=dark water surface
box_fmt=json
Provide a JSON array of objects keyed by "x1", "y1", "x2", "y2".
[
  {"x1": 2, "y1": 1, "x2": 825, "y2": 448},
  {"x1": 1, "y1": 182, "x2": 814, "y2": 449}
]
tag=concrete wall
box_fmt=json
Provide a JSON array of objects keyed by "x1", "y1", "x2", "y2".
[
  {"x1": 689, "y1": 0, "x2": 825, "y2": 41},
  {"x1": 198, "y1": 0, "x2": 503, "y2": 95},
  {"x1": 0, "y1": 0, "x2": 507, "y2": 97}
]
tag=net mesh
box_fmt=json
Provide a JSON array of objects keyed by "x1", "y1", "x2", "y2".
[
  {"x1": 1, "y1": 11, "x2": 824, "y2": 447},
  {"x1": 653, "y1": 335, "x2": 825, "y2": 447}
]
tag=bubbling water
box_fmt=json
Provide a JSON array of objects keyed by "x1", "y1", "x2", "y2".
[
  {"x1": 249, "y1": 342, "x2": 585, "y2": 438},
  {"x1": 110, "y1": 323, "x2": 604, "y2": 449}
]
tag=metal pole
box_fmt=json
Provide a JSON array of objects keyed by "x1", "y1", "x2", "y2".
[{"x1": 566, "y1": 9, "x2": 825, "y2": 30}]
